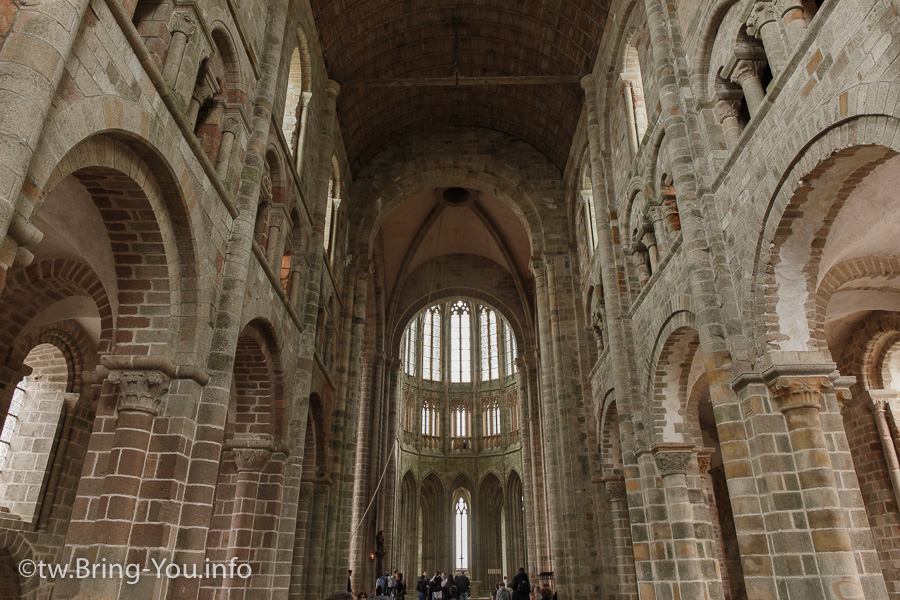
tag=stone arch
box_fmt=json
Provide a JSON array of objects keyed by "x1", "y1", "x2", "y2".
[
  {"x1": 230, "y1": 319, "x2": 287, "y2": 443},
  {"x1": 4, "y1": 320, "x2": 96, "y2": 400},
  {"x1": 752, "y1": 114, "x2": 900, "y2": 353},
  {"x1": 398, "y1": 470, "x2": 419, "y2": 579},
  {"x1": 420, "y1": 472, "x2": 446, "y2": 570},
  {"x1": 209, "y1": 24, "x2": 244, "y2": 106},
  {"x1": 835, "y1": 311, "x2": 900, "y2": 391},
  {"x1": 0, "y1": 532, "x2": 37, "y2": 599},
  {"x1": 599, "y1": 398, "x2": 623, "y2": 476},
  {"x1": 31, "y1": 130, "x2": 203, "y2": 360},
  {"x1": 476, "y1": 471, "x2": 503, "y2": 579},
  {"x1": 504, "y1": 469, "x2": 526, "y2": 576},
  {"x1": 692, "y1": 0, "x2": 744, "y2": 102},
  {"x1": 646, "y1": 311, "x2": 700, "y2": 446}
]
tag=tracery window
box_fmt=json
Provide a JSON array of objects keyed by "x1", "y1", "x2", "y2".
[
  {"x1": 450, "y1": 301, "x2": 471, "y2": 383},
  {"x1": 483, "y1": 396, "x2": 501, "y2": 436},
  {"x1": 324, "y1": 160, "x2": 340, "y2": 258},
  {"x1": 421, "y1": 396, "x2": 438, "y2": 436},
  {"x1": 582, "y1": 168, "x2": 598, "y2": 251},
  {"x1": 452, "y1": 398, "x2": 469, "y2": 439},
  {"x1": 0, "y1": 379, "x2": 26, "y2": 470},
  {"x1": 423, "y1": 307, "x2": 441, "y2": 381},
  {"x1": 480, "y1": 307, "x2": 500, "y2": 381},
  {"x1": 504, "y1": 323, "x2": 516, "y2": 377},
  {"x1": 455, "y1": 496, "x2": 469, "y2": 570},
  {"x1": 404, "y1": 318, "x2": 418, "y2": 376}
]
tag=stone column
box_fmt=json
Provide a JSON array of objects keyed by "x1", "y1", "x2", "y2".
[
  {"x1": 867, "y1": 390, "x2": 900, "y2": 512},
  {"x1": 730, "y1": 59, "x2": 768, "y2": 117},
  {"x1": 713, "y1": 97, "x2": 744, "y2": 149},
  {"x1": 0, "y1": 0, "x2": 90, "y2": 289},
  {"x1": 515, "y1": 357, "x2": 538, "y2": 575},
  {"x1": 225, "y1": 440, "x2": 272, "y2": 591},
  {"x1": 605, "y1": 477, "x2": 638, "y2": 600},
  {"x1": 161, "y1": 12, "x2": 197, "y2": 86},
  {"x1": 651, "y1": 444, "x2": 724, "y2": 600},
  {"x1": 289, "y1": 481, "x2": 315, "y2": 600},
  {"x1": 305, "y1": 482, "x2": 332, "y2": 600},
  {"x1": 779, "y1": 0, "x2": 809, "y2": 47},
  {"x1": 746, "y1": 1, "x2": 787, "y2": 76},
  {"x1": 217, "y1": 113, "x2": 243, "y2": 182},
  {"x1": 622, "y1": 80, "x2": 640, "y2": 156},
  {"x1": 350, "y1": 353, "x2": 379, "y2": 585},
  {"x1": 763, "y1": 366, "x2": 866, "y2": 599}
]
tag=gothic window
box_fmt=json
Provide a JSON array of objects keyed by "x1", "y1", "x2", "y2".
[
  {"x1": 0, "y1": 379, "x2": 25, "y2": 470},
  {"x1": 282, "y1": 45, "x2": 304, "y2": 152},
  {"x1": 421, "y1": 397, "x2": 437, "y2": 436},
  {"x1": 455, "y1": 496, "x2": 469, "y2": 570},
  {"x1": 452, "y1": 398, "x2": 469, "y2": 439},
  {"x1": 405, "y1": 317, "x2": 418, "y2": 376},
  {"x1": 280, "y1": 246, "x2": 292, "y2": 294},
  {"x1": 483, "y1": 396, "x2": 501, "y2": 436},
  {"x1": 450, "y1": 301, "x2": 471, "y2": 383},
  {"x1": 504, "y1": 323, "x2": 516, "y2": 377},
  {"x1": 508, "y1": 389, "x2": 519, "y2": 432},
  {"x1": 480, "y1": 307, "x2": 500, "y2": 381},
  {"x1": 423, "y1": 307, "x2": 441, "y2": 381}
]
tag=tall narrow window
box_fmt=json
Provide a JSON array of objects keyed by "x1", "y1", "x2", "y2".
[
  {"x1": 504, "y1": 323, "x2": 516, "y2": 377},
  {"x1": 622, "y1": 39, "x2": 649, "y2": 153},
  {"x1": 582, "y1": 168, "x2": 598, "y2": 250},
  {"x1": 453, "y1": 400, "x2": 469, "y2": 438},
  {"x1": 405, "y1": 318, "x2": 418, "y2": 376},
  {"x1": 0, "y1": 378, "x2": 26, "y2": 470},
  {"x1": 282, "y1": 46, "x2": 304, "y2": 150},
  {"x1": 324, "y1": 161, "x2": 340, "y2": 257},
  {"x1": 423, "y1": 307, "x2": 441, "y2": 381},
  {"x1": 483, "y1": 396, "x2": 501, "y2": 436},
  {"x1": 422, "y1": 397, "x2": 437, "y2": 436},
  {"x1": 455, "y1": 497, "x2": 469, "y2": 570},
  {"x1": 480, "y1": 307, "x2": 500, "y2": 381},
  {"x1": 450, "y1": 301, "x2": 471, "y2": 383}
]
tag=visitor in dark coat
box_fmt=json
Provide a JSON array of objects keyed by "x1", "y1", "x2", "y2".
[{"x1": 509, "y1": 568, "x2": 530, "y2": 600}]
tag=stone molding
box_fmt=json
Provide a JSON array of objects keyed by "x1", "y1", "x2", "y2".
[{"x1": 107, "y1": 370, "x2": 171, "y2": 416}]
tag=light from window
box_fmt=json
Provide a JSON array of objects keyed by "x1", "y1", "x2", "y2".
[
  {"x1": 405, "y1": 318, "x2": 418, "y2": 376},
  {"x1": 455, "y1": 496, "x2": 469, "y2": 569},
  {"x1": 450, "y1": 301, "x2": 471, "y2": 383},
  {"x1": 280, "y1": 251, "x2": 292, "y2": 293},
  {"x1": 324, "y1": 164, "x2": 339, "y2": 254},
  {"x1": 480, "y1": 307, "x2": 500, "y2": 381},
  {"x1": 282, "y1": 46, "x2": 304, "y2": 148},
  {"x1": 453, "y1": 403, "x2": 468, "y2": 438},
  {"x1": 582, "y1": 168, "x2": 598, "y2": 250},
  {"x1": 423, "y1": 307, "x2": 441, "y2": 381},
  {"x1": 0, "y1": 378, "x2": 26, "y2": 470},
  {"x1": 422, "y1": 398, "x2": 437, "y2": 436},
  {"x1": 484, "y1": 397, "x2": 501, "y2": 436},
  {"x1": 504, "y1": 323, "x2": 516, "y2": 377}
]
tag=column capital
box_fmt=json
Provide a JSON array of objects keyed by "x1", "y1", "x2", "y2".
[
  {"x1": 730, "y1": 59, "x2": 767, "y2": 87},
  {"x1": 865, "y1": 388, "x2": 900, "y2": 414},
  {"x1": 695, "y1": 447, "x2": 716, "y2": 477},
  {"x1": 228, "y1": 434, "x2": 274, "y2": 472},
  {"x1": 713, "y1": 99, "x2": 743, "y2": 125},
  {"x1": 745, "y1": 1, "x2": 778, "y2": 37},
  {"x1": 651, "y1": 443, "x2": 695, "y2": 477},
  {"x1": 580, "y1": 74, "x2": 596, "y2": 93},
  {"x1": 106, "y1": 369, "x2": 170, "y2": 416},
  {"x1": 762, "y1": 363, "x2": 835, "y2": 413},
  {"x1": 326, "y1": 79, "x2": 341, "y2": 97},
  {"x1": 831, "y1": 375, "x2": 856, "y2": 410}
]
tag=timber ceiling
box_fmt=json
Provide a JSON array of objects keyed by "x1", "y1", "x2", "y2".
[{"x1": 310, "y1": 0, "x2": 610, "y2": 172}]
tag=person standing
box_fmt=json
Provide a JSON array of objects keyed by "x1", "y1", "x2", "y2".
[
  {"x1": 496, "y1": 581, "x2": 511, "y2": 600},
  {"x1": 348, "y1": 569, "x2": 353, "y2": 594},
  {"x1": 454, "y1": 571, "x2": 470, "y2": 600},
  {"x1": 417, "y1": 572, "x2": 429, "y2": 600},
  {"x1": 509, "y1": 568, "x2": 530, "y2": 600},
  {"x1": 430, "y1": 571, "x2": 443, "y2": 600}
]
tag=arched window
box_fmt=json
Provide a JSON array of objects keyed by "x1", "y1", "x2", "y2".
[
  {"x1": 480, "y1": 306, "x2": 500, "y2": 381},
  {"x1": 0, "y1": 378, "x2": 26, "y2": 470},
  {"x1": 622, "y1": 38, "x2": 649, "y2": 153},
  {"x1": 450, "y1": 301, "x2": 471, "y2": 383},
  {"x1": 455, "y1": 496, "x2": 469, "y2": 570},
  {"x1": 421, "y1": 397, "x2": 437, "y2": 436},
  {"x1": 324, "y1": 159, "x2": 340, "y2": 259},
  {"x1": 483, "y1": 396, "x2": 501, "y2": 437},
  {"x1": 405, "y1": 318, "x2": 418, "y2": 376},
  {"x1": 452, "y1": 398, "x2": 470, "y2": 443},
  {"x1": 423, "y1": 307, "x2": 441, "y2": 381},
  {"x1": 504, "y1": 323, "x2": 516, "y2": 377},
  {"x1": 581, "y1": 166, "x2": 598, "y2": 251},
  {"x1": 282, "y1": 46, "x2": 304, "y2": 151}
]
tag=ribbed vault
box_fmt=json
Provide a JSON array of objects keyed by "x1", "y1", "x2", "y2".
[{"x1": 310, "y1": 0, "x2": 610, "y2": 170}]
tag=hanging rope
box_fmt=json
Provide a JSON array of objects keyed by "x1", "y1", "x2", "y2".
[{"x1": 350, "y1": 439, "x2": 396, "y2": 540}]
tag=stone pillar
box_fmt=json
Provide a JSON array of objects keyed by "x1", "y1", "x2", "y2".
[
  {"x1": 730, "y1": 59, "x2": 768, "y2": 117},
  {"x1": 161, "y1": 12, "x2": 197, "y2": 86},
  {"x1": 605, "y1": 477, "x2": 638, "y2": 600},
  {"x1": 350, "y1": 354, "x2": 379, "y2": 585},
  {"x1": 515, "y1": 357, "x2": 538, "y2": 575},
  {"x1": 746, "y1": 1, "x2": 787, "y2": 76},
  {"x1": 289, "y1": 481, "x2": 315, "y2": 600},
  {"x1": 779, "y1": 0, "x2": 809, "y2": 47},
  {"x1": 266, "y1": 203, "x2": 289, "y2": 267},
  {"x1": 713, "y1": 97, "x2": 744, "y2": 149},
  {"x1": 763, "y1": 366, "x2": 865, "y2": 599},
  {"x1": 622, "y1": 80, "x2": 640, "y2": 156},
  {"x1": 217, "y1": 113, "x2": 243, "y2": 182},
  {"x1": 0, "y1": 0, "x2": 90, "y2": 289},
  {"x1": 867, "y1": 389, "x2": 900, "y2": 511},
  {"x1": 225, "y1": 440, "x2": 272, "y2": 591},
  {"x1": 306, "y1": 482, "x2": 332, "y2": 600},
  {"x1": 651, "y1": 444, "x2": 724, "y2": 600}
]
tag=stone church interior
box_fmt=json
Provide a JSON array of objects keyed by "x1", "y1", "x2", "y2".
[{"x1": 0, "y1": 0, "x2": 899, "y2": 598}]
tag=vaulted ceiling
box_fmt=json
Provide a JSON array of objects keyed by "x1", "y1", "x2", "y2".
[{"x1": 310, "y1": 0, "x2": 610, "y2": 172}]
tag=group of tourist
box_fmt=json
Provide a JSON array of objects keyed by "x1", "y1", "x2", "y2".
[{"x1": 338, "y1": 567, "x2": 548, "y2": 600}]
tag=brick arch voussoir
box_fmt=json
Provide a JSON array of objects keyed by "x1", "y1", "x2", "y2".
[
  {"x1": 836, "y1": 311, "x2": 900, "y2": 392},
  {"x1": 813, "y1": 256, "x2": 900, "y2": 351},
  {"x1": 8, "y1": 321, "x2": 97, "y2": 397},
  {"x1": 750, "y1": 106, "x2": 900, "y2": 354},
  {"x1": 0, "y1": 259, "x2": 113, "y2": 360},
  {"x1": 28, "y1": 97, "x2": 207, "y2": 357}
]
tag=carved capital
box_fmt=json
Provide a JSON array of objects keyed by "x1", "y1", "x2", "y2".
[
  {"x1": 652, "y1": 443, "x2": 695, "y2": 477},
  {"x1": 171, "y1": 10, "x2": 198, "y2": 36},
  {"x1": 580, "y1": 74, "x2": 596, "y2": 93},
  {"x1": 325, "y1": 79, "x2": 341, "y2": 98},
  {"x1": 229, "y1": 435, "x2": 274, "y2": 472},
  {"x1": 604, "y1": 478, "x2": 626, "y2": 500},
  {"x1": 745, "y1": 1, "x2": 778, "y2": 37},
  {"x1": 696, "y1": 447, "x2": 716, "y2": 477},
  {"x1": 831, "y1": 375, "x2": 856, "y2": 410},
  {"x1": 730, "y1": 59, "x2": 767, "y2": 87},
  {"x1": 107, "y1": 370, "x2": 170, "y2": 415},
  {"x1": 766, "y1": 375, "x2": 828, "y2": 413},
  {"x1": 866, "y1": 389, "x2": 899, "y2": 414},
  {"x1": 775, "y1": 0, "x2": 805, "y2": 16}
]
